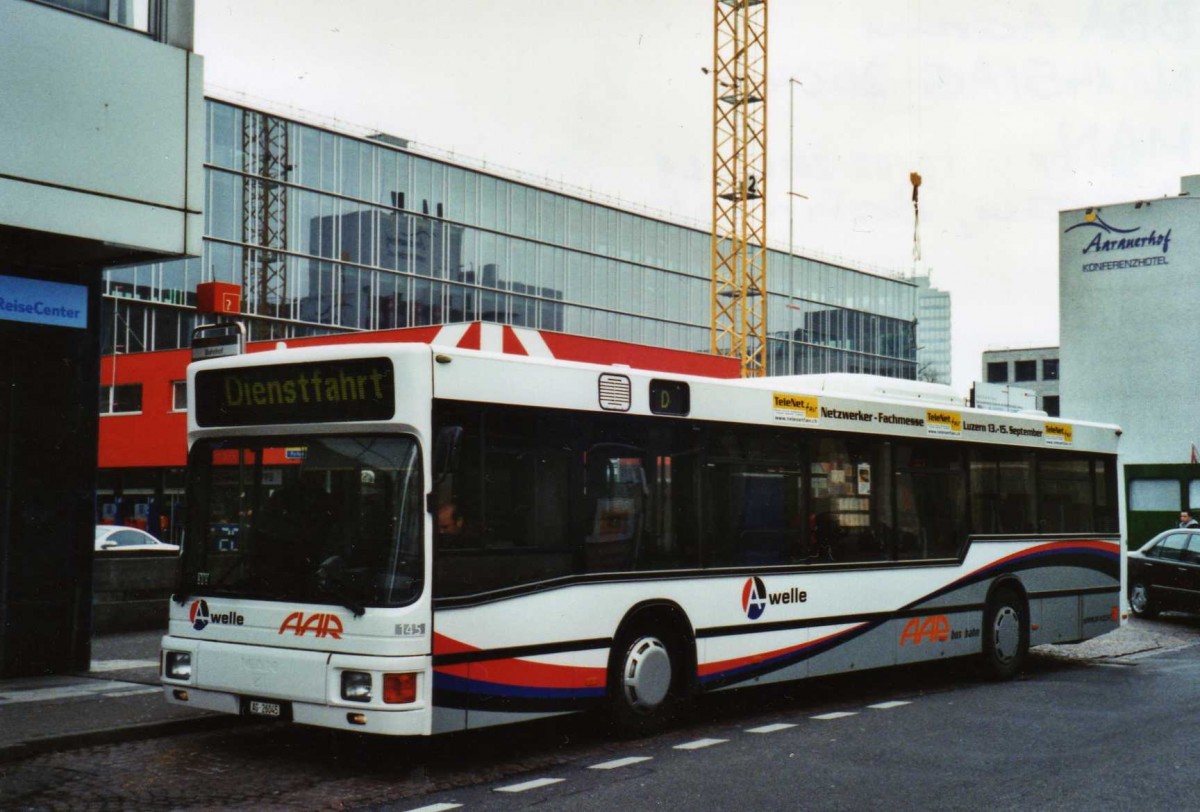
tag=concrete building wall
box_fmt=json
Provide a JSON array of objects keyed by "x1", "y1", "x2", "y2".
[
  {"x1": 0, "y1": 0, "x2": 201, "y2": 677},
  {"x1": 0, "y1": 0, "x2": 204, "y2": 264},
  {"x1": 1059, "y1": 177, "x2": 1200, "y2": 464},
  {"x1": 981, "y1": 347, "x2": 1060, "y2": 416}
]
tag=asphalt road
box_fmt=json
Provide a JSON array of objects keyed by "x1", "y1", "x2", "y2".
[{"x1": 3, "y1": 616, "x2": 1200, "y2": 810}]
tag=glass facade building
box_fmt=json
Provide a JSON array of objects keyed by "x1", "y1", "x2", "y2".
[
  {"x1": 103, "y1": 99, "x2": 917, "y2": 377},
  {"x1": 914, "y1": 275, "x2": 952, "y2": 385}
]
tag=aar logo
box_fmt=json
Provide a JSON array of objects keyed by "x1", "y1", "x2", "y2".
[
  {"x1": 742, "y1": 577, "x2": 768, "y2": 621},
  {"x1": 189, "y1": 599, "x2": 210, "y2": 631},
  {"x1": 900, "y1": 615, "x2": 950, "y2": 646},
  {"x1": 279, "y1": 611, "x2": 344, "y2": 639}
]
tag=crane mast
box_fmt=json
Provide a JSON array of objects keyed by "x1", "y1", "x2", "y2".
[
  {"x1": 711, "y1": 0, "x2": 769, "y2": 377},
  {"x1": 242, "y1": 111, "x2": 291, "y2": 319}
]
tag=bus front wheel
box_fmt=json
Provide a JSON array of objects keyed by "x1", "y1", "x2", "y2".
[
  {"x1": 981, "y1": 588, "x2": 1028, "y2": 680},
  {"x1": 607, "y1": 627, "x2": 682, "y2": 736}
]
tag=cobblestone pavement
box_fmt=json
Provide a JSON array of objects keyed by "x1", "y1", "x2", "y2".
[
  {"x1": 1035, "y1": 614, "x2": 1200, "y2": 661},
  {"x1": 2, "y1": 616, "x2": 1198, "y2": 811}
]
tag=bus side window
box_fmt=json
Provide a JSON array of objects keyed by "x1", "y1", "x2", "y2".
[
  {"x1": 583, "y1": 445, "x2": 647, "y2": 573},
  {"x1": 894, "y1": 441, "x2": 966, "y2": 560}
]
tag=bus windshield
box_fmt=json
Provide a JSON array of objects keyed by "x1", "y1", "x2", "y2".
[{"x1": 182, "y1": 435, "x2": 423, "y2": 612}]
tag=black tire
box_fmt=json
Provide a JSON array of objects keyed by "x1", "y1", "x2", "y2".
[
  {"x1": 981, "y1": 588, "x2": 1028, "y2": 680},
  {"x1": 1129, "y1": 581, "x2": 1158, "y2": 618},
  {"x1": 607, "y1": 624, "x2": 685, "y2": 736}
]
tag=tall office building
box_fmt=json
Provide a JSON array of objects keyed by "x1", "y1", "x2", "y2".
[{"x1": 913, "y1": 274, "x2": 952, "y2": 385}]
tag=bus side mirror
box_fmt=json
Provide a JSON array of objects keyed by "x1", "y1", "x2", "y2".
[{"x1": 433, "y1": 426, "x2": 464, "y2": 483}]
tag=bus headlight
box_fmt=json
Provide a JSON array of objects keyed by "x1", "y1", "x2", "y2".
[
  {"x1": 164, "y1": 651, "x2": 192, "y2": 680},
  {"x1": 341, "y1": 671, "x2": 373, "y2": 702}
]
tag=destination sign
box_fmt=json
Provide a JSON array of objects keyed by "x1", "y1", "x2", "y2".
[{"x1": 194, "y1": 358, "x2": 395, "y2": 427}]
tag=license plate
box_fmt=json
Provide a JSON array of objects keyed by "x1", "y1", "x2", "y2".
[{"x1": 248, "y1": 700, "x2": 281, "y2": 718}]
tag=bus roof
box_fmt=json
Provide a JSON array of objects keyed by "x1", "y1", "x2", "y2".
[{"x1": 189, "y1": 341, "x2": 1122, "y2": 455}]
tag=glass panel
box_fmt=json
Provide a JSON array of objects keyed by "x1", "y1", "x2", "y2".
[
  {"x1": 319, "y1": 130, "x2": 337, "y2": 193},
  {"x1": 1129, "y1": 479, "x2": 1180, "y2": 511},
  {"x1": 1038, "y1": 457, "x2": 1093, "y2": 533},
  {"x1": 1156, "y1": 533, "x2": 1189, "y2": 561},
  {"x1": 339, "y1": 137, "x2": 361, "y2": 199},
  {"x1": 969, "y1": 449, "x2": 1035, "y2": 534},
  {"x1": 209, "y1": 103, "x2": 237, "y2": 168},
  {"x1": 377, "y1": 149, "x2": 398, "y2": 206},
  {"x1": 433, "y1": 407, "x2": 573, "y2": 595},
  {"x1": 184, "y1": 436, "x2": 424, "y2": 607},
  {"x1": 446, "y1": 167, "x2": 466, "y2": 220},
  {"x1": 894, "y1": 441, "x2": 966, "y2": 559},
  {"x1": 478, "y1": 176, "x2": 496, "y2": 230}
]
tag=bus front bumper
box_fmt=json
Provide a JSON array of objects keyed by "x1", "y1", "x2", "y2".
[{"x1": 160, "y1": 635, "x2": 432, "y2": 736}]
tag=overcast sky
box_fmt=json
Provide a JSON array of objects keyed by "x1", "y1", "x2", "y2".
[{"x1": 195, "y1": 1, "x2": 1200, "y2": 392}]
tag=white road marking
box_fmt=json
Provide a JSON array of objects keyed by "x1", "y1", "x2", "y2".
[
  {"x1": 812, "y1": 711, "x2": 858, "y2": 720},
  {"x1": 674, "y1": 738, "x2": 728, "y2": 750},
  {"x1": 869, "y1": 701, "x2": 911, "y2": 710},
  {"x1": 401, "y1": 804, "x2": 462, "y2": 812},
  {"x1": 747, "y1": 723, "x2": 798, "y2": 734},
  {"x1": 90, "y1": 659, "x2": 158, "y2": 672},
  {"x1": 494, "y1": 777, "x2": 565, "y2": 793},
  {"x1": 590, "y1": 756, "x2": 653, "y2": 770}
]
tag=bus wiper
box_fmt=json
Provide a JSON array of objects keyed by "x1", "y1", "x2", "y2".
[{"x1": 316, "y1": 556, "x2": 366, "y2": 617}]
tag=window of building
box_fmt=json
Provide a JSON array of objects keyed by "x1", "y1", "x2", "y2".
[
  {"x1": 172, "y1": 381, "x2": 187, "y2": 412},
  {"x1": 986, "y1": 362, "x2": 1007, "y2": 383},
  {"x1": 100, "y1": 384, "x2": 142, "y2": 415},
  {"x1": 1042, "y1": 396, "x2": 1060, "y2": 417},
  {"x1": 1129, "y1": 479, "x2": 1180, "y2": 511},
  {"x1": 1013, "y1": 360, "x2": 1037, "y2": 382},
  {"x1": 1042, "y1": 358, "x2": 1059, "y2": 381},
  {"x1": 40, "y1": 0, "x2": 149, "y2": 32}
]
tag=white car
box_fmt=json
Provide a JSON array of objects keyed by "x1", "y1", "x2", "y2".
[{"x1": 94, "y1": 525, "x2": 180, "y2": 553}]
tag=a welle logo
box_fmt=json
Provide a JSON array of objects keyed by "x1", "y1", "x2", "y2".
[
  {"x1": 741, "y1": 577, "x2": 807, "y2": 621},
  {"x1": 188, "y1": 599, "x2": 245, "y2": 632},
  {"x1": 1065, "y1": 212, "x2": 1172, "y2": 255}
]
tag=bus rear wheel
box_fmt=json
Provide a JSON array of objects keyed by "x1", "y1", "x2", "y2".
[
  {"x1": 607, "y1": 627, "x2": 682, "y2": 736},
  {"x1": 981, "y1": 588, "x2": 1028, "y2": 680}
]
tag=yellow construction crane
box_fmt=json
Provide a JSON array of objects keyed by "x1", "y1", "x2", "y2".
[{"x1": 711, "y1": 0, "x2": 768, "y2": 377}]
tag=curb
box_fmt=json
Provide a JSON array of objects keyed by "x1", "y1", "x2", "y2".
[{"x1": 0, "y1": 713, "x2": 246, "y2": 765}]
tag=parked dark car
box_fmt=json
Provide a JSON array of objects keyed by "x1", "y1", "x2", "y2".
[{"x1": 1127, "y1": 528, "x2": 1200, "y2": 617}]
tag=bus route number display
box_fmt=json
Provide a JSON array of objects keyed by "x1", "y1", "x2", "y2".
[{"x1": 194, "y1": 358, "x2": 395, "y2": 426}]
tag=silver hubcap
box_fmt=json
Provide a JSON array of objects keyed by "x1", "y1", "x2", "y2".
[
  {"x1": 992, "y1": 605, "x2": 1020, "y2": 664},
  {"x1": 622, "y1": 636, "x2": 672, "y2": 713},
  {"x1": 1131, "y1": 584, "x2": 1148, "y2": 613}
]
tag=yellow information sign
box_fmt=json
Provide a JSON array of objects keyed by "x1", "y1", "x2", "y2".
[
  {"x1": 926, "y1": 409, "x2": 962, "y2": 436},
  {"x1": 773, "y1": 393, "x2": 819, "y2": 424},
  {"x1": 1045, "y1": 422, "x2": 1074, "y2": 446}
]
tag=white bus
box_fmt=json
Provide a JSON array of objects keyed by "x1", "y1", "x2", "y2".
[{"x1": 161, "y1": 341, "x2": 1122, "y2": 736}]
